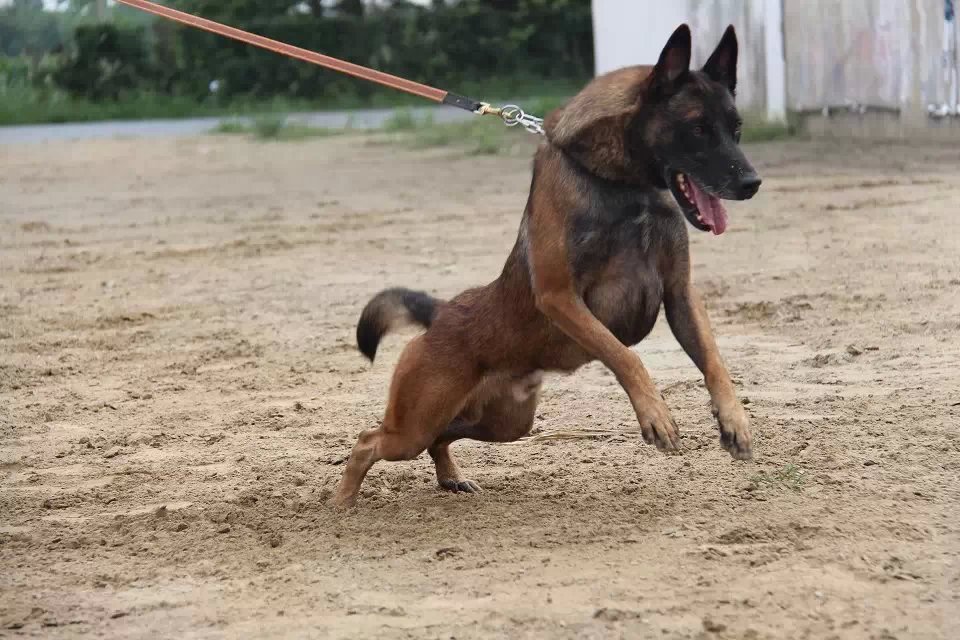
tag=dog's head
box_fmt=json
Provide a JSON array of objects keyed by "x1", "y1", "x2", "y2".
[{"x1": 545, "y1": 24, "x2": 761, "y2": 235}]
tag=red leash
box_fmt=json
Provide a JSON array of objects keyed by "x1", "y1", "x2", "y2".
[{"x1": 114, "y1": 0, "x2": 544, "y2": 134}]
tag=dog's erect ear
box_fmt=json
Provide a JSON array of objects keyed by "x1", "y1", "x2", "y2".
[
  {"x1": 703, "y1": 24, "x2": 738, "y2": 93},
  {"x1": 649, "y1": 24, "x2": 692, "y2": 90}
]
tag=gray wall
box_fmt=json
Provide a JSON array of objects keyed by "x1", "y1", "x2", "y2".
[
  {"x1": 592, "y1": 0, "x2": 779, "y2": 117},
  {"x1": 684, "y1": 0, "x2": 771, "y2": 116},
  {"x1": 784, "y1": 0, "x2": 960, "y2": 139},
  {"x1": 592, "y1": 0, "x2": 960, "y2": 139}
]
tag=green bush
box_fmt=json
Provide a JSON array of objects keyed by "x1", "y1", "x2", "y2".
[
  {"x1": 48, "y1": 1, "x2": 593, "y2": 104},
  {"x1": 54, "y1": 24, "x2": 153, "y2": 100},
  {"x1": 213, "y1": 115, "x2": 344, "y2": 140},
  {"x1": 182, "y1": 2, "x2": 591, "y2": 100},
  {"x1": 0, "y1": 1, "x2": 64, "y2": 58},
  {"x1": 0, "y1": 55, "x2": 31, "y2": 91}
]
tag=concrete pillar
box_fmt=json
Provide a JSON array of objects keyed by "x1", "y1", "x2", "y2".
[
  {"x1": 591, "y1": 0, "x2": 688, "y2": 74},
  {"x1": 764, "y1": 0, "x2": 787, "y2": 121}
]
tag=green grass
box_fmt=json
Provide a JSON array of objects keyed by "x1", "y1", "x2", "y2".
[
  {"x1": 749, "y1": 464, "x2": 805, "y2": 492},
  {"x1": 411, "y1": 119, "x2": 510, "y2": 154},
  {"x1": 0, "y1": 87, "x2": 326, "y2": 126},
  {"x1": 741, "y1": 121, "x2": 794, "y2": 142},
  {"x1": 0, "y1": 77, "x2": 582, "y2": 127},
  {"x1": 377, "y1": 96, "x2": 564, "y2": 155},
  {"x1": 212, "y1": 114, "x2": 343, "y2": 141},
  {"x1": 741, "y1": 111, "x2": 800, "y2": 142},
  {"x1": 382, "y1": 107, "x2": 422, "y2": 132},
  {"x1": 211, "y1": 120, "x2": 250, "y2": 135},
  {"x1": 211, "y1": 98, "x2": 557, "y2": 148},
  {"x1": 381, "y1": 112, "x2": 514, "y2": 155}
]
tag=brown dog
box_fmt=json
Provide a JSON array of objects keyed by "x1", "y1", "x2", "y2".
[{"x1": 332, "y1": 24, "x2": 761, "y2": 508}]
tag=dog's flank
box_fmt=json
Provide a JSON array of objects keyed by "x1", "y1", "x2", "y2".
[
  {"x1": 356, "y1": 287, "x2": 439, "y2": 361},
  {"x1": 333, "y1": 23, "x2": 760, "y2": 508}
]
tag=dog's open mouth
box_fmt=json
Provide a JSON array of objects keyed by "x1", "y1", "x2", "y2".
[{"x1": 668, "y1": 172, "x2": 728, "y2": 235}]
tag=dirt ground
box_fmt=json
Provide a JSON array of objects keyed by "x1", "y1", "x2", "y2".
[{"x1": 1, "y1": 132, "x2": 958, "y2": 639}]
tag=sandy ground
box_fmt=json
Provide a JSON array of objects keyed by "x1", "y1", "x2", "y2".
[{"x1": 1, "y1": 133, "x2": 958, "y2": 639}]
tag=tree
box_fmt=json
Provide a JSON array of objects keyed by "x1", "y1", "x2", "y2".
[
  {"x1": 168, "y1": 1, "x2": 323, "y2": 20},
  {"x1": 0, "y1": 1, "x2": 63, "y2": 57},
  {"x1": 13, "y1": 0, "x2": 44, "y2": 10},
  {"x1": 54, "y1": 1, "x2": 106, "y2": 18},
  {"x1": 333, "y1": 0, "x2": 364, "y2": 17}
]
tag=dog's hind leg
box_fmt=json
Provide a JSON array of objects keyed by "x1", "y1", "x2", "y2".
[
  {"x1": 428, "y1": 440, "x2": 479, "y2": 494},
  {"x1": 330, "y1": 335, "x2": 479, "y2": 508},
  {"x1": 330, "y1": 426, "x2": 381, "y2": 508},
  {"x1": 429, "y1": 371, "x2": 542, "y2": 494}
]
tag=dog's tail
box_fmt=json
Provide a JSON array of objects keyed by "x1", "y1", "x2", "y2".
[{"x1": 356, "y1": 287, "x2": 440, "y2": 362}]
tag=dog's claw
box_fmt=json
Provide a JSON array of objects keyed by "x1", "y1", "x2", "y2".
[
  {"x1": 634, "y1": 395, "x2": 681, "y2": 454},
  {"x1": 640, "y1": 414, "x2": 681, "y2": 453},
  {"x1": 439, "y1": 479, "x2": 481, "y2": 494},
  {"x1": 714, "y1": 401, "x2": 753, "y2": 460},
  {"x1": 721, "y1": 429, "x2": 753, "y2": 460}
]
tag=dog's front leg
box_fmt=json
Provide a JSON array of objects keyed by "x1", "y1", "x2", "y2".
[
  {"x1": 664, "y1": 282, "x2": 752, "y2": 460},
  {"x1": 525, "y1": 206, "x2": 679, "y2": 452},
  {"x1": 536, "y1": 290, "x2": 680, "y2": 452}
]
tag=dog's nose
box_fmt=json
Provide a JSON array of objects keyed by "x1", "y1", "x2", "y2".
[{"x1": 738, "y1": 174, "x2": 762, "y2": 199}]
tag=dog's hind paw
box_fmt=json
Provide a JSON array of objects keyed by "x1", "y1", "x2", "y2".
[
  {"x1": 329, "y1": 493, "x2": 358, "y2": 510},
  {"x1": 439, "y1": 479, "x2": 481, "y2": 494}
]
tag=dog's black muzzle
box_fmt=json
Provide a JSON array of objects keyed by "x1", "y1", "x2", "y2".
[{"x1": 734, "y1": 172, "x2": 762, "y2": 200}]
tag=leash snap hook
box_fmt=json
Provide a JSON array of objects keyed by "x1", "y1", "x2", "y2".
[
  {"x1": 474, "y1": 102, "x2": 500, "y2": 116},
  {"x1": 497, "y1": 104, "x2": 545, "y2": 136},
  {"x1": 474, "y1": 102, "x2": 545, "y2": 136}
]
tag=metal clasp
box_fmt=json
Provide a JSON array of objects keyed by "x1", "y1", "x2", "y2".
[
  {"x1": 498, "y1": 104, "x2": 545, "y2": 136},
  {"x1": 475, "y1": 102, "x2": 545, "y2": 136}
]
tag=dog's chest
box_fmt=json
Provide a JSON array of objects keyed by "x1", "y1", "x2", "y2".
[{"x1": 568, "y1": 191, "x2": 681, "y2": 346}]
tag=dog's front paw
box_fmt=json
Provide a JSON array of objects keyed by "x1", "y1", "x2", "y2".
[
  {"x1": 634, "y1": 396, "x2": 681, "y2": 453},
  {"x1": 712, "y1": 400, "x2": 752, "y2": 460}
]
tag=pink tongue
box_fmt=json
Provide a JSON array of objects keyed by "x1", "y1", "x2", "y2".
[{"x1": 688, "y1": 179, "x2": 728, "y2": 235}]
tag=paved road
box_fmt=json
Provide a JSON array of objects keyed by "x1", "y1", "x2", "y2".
[{"x1": 0, "y1": 105, "x2": 474, "y2": 145}]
